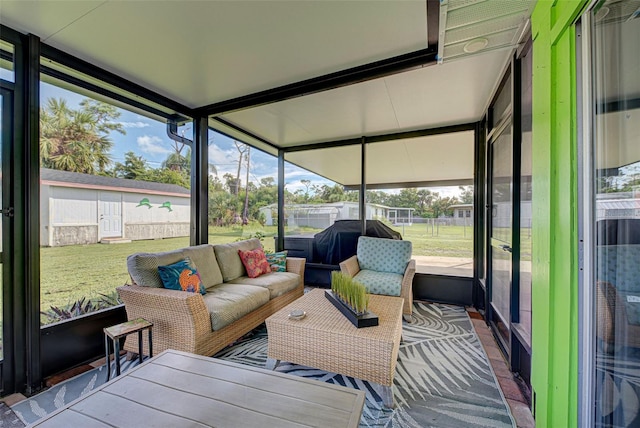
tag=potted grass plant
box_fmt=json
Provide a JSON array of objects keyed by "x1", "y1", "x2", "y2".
[{"x1": 325, "y1": 271, "x2": 378, "y2": 328}]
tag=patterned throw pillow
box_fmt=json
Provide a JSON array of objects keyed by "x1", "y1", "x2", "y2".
[
  {"x1": 238, "y1": 248, "x2": 271, "y2": 278},
  {"x1": 265, "y1": 251, "x2": 288, "y2": 272},
  {"x1": 157, "y1": 257, "x2": 206, "y2": 295}
]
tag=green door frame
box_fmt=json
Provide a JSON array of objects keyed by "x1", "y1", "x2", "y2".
[{"x1": 530, "y1": 1, "x2": 589, "y2": 426}]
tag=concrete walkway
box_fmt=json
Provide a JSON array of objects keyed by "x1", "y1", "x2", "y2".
[{"x1": 413, "y1": 255, "x2": 473, "y2": 277}]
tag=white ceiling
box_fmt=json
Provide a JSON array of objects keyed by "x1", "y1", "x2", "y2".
[
  {"x1": 0, "y1": 0, "x2": 430, "y2": 108},
  {"x1": 0, "y1": 0, "x2": 536, "y2": 186},
  {"x1": 220, "y1": 49, "x2": 510, "y2": 147},
  {"x1": 285, "y1": 131, "x2": 475, "y2": 187}
]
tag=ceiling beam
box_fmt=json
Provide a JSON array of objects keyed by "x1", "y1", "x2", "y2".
[
  {"x1": 284, "y1": 122, "x2": 477, "y2": 153},
  {"x1": 210, "y1": 117, "x2": 280, "y2": 152},
  {"x1": 344, "y1": 178, "x2": 474, "y2": 191},
  {"x1": 196, "y1": 46, "x2": 438, "y2": 117}
]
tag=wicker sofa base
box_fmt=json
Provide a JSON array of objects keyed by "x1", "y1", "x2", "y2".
[{"x1": 118, "y1": 283, "x2": 304, "y2": 357}]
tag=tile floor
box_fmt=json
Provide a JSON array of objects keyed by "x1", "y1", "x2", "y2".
[{"x1": 467, "y1": 307, "x2": 535, "y2": 428}]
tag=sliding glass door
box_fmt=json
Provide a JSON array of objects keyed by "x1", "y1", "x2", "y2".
[
  {"x1": 489, "y1": 122, "x2": 513, "y2": 345},
  {"x1": 586, "y1": 1, "x2": 640, "y2": 425},
  {"x1": 485, "y1": 39, "x2": 533, "y2": 385}
]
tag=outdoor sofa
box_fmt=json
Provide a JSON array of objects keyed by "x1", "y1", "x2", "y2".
[{"x1": 117, "y1": 238, "x2": 304, "y2": 357}]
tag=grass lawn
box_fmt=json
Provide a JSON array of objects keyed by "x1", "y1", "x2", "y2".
[
  {"x1": 393, "y1": 223, "x2": 474, "y2": 258},
  {"x1": 38, "y1": 222, "x2": 475, "y2": 324},
  {"x1": 40, "y1": 224, "x2": 276, "y2": 322}
]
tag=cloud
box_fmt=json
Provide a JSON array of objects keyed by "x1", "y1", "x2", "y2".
[
  {"x1": 137, "y1": 135, "x2": 171, "y2": 155},
  {"x1": 208, "y1": 144, "x2": 247, "y2": 177},
  {"x1": 119, "y1": 121, "x2": 150, "y2": 129},
  {"x1": 208, "y1": 144, "x2": 235, "y2": 164}
]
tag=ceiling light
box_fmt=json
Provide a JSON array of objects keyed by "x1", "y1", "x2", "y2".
[{"x1": 463, "y1": 38, "x2": 489, "y2": 53}]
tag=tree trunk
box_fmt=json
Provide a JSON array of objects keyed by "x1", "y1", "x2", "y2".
[{"x1": 243, "y1": 147, "x2": 251, "y2": 224}]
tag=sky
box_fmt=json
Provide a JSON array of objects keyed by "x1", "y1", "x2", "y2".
[{"x1": 38, "y1": 81, "x2": 460, "y2": 197}]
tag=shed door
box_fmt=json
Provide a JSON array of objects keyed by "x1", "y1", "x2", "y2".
[{"x1": 99, "y1": 192, "x2": 122, "y2": 238}]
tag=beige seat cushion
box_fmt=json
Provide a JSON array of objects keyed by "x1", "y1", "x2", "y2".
[
  {"x1": 213, "y1": 238, "x2": 262, "y2": 282},
  {"x1": 229, "y1": 272, "x2": 300, "y2": 299},
  {"x1": 202, "y1": 283, "x2": 270, "y2": 331},
  {"x1": 182, "y1": 245, "x2": 223, "y2": 287}
]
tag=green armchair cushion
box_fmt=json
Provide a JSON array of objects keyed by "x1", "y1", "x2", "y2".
[
  {"x1": 356, "y1": 236, "x2": 412, "y2": 275},
  {"x1": 353, "y1": 269, "x2": 403, "y2": 297}
]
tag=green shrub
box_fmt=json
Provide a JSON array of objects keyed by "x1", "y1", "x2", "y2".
[{"x1": 40, "y1": 291, "x2": 122, "y2": 324}]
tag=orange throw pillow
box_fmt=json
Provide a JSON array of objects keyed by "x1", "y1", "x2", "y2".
[{"x1": 238, "y1": 248, "x2": 271, "y2": 278}]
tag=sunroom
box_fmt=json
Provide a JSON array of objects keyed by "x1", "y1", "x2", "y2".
[{"x1": 0, "y1": 1, "x2": 638, "y2": 427}]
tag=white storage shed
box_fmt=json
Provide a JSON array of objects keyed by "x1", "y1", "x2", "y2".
[{"x1": 40, "y1": 168, "x2": 190, "y2": 247}]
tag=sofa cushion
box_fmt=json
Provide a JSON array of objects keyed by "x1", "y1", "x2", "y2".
[
  {"x1": 213, "y1": 238, "x2": 262, "y2": 282},
  {"x1": 265, "y1": 251, "x2": 288, "y2": 272},
  {"x1": 353, "y1": 269, "x2": 403, "y2": 296},
  {"x1": 158, "y1": 258, "x2": 206, "y2": 295},
  {"x1": 238, "y1": 248, "x2": 271, "y2": 278},
  {"x1": 229, "y1": 272, "x2": 300, "y2": 299},
  {"x1": 357, "y1": 236, "x2": 412, "y2": 275},
  {"x1": 127, "y1": 249, "x2": 185, "y2": 288},
  {"x1": 182, "y1": 245, "x2": 223, "y2": 287},
  {"x1": 202, "y1": 283, "x2": 270, "y2": 331}
]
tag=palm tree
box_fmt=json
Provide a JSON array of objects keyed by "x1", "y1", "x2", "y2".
[{"x1": 40, "y1": 98, "x2": 125, "y2": 174}]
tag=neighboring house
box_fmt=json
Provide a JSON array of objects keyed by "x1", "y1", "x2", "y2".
[
  {"x1": 450, "y1": 204, "x2": 474, "y2": 226},
  {"x1": 386, "y1": 207, "x2": 414, "y2": 225},
  {"x1": 260, "y1": 202, "x2": 414, "y2": 229},
  {"x1": 40, "y1": 168, "x2": 190, "y2": 246}
]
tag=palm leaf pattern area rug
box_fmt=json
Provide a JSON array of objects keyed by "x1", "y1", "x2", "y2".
[
  {"x1": 217, "y1": 301, "x2": 515, "y2": 427},
  {"x1": 12, "y1": 301, "x2": 515, "y2": 427}
]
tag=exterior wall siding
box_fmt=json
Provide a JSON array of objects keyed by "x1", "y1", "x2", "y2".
[
  {"x1": 124, "y1": 222, "x2": 190, "y2": 241},
  {"x1": 51, "y1": 225, "x2": 98, "y2": 247},
  {"x1": 531, "y1": 1, "x2": 588, "y2": 426}
]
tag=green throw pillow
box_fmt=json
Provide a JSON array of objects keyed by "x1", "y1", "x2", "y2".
[
  {"x1": 265, "y1": 251, "x2": 287, "y2": 272},
  {"x1": 158, "y1": 257, "x2": 206, "y2": 295}
]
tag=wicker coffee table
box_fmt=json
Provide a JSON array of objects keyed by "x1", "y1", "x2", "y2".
[{"x1": 265, "y1": 288, "x2": 404, "y2": 408}]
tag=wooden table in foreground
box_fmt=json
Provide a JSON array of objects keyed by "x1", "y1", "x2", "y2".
[
  {"x1": 265, "y1": 288, "x2": 404, "y2": 408},
  {"x1": 29, "y1": 349, "x2": 365, "y2": 428}
]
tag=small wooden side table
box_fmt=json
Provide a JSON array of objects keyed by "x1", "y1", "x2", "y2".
[{"x1": 104, "y1": 318, "x2": 153, "y2": 381}]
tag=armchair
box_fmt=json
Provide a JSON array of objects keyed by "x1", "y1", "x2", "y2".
[{"x1": 339, "y1": 236, "x2": 415, "y2": 318}]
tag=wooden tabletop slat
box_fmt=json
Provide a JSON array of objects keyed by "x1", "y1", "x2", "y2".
[
  {"x1": 127, "y1": 363, "x2": 354, "y2": 426},
  {"x1": 32, "y1": 410, "x2": 112, "y2": 428},
  {"x1": 29, "y1": 349, "x2": 365, "y2": 428},
  {"x1": 71, "y1": 392, "x2": 208, "y2": 428},
  {"x1": 151, "y1": 351, "x2": 362, "y2": 412},
  {"x1": 103, "y1": 376, "x2": 308, "y2": 428}
]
